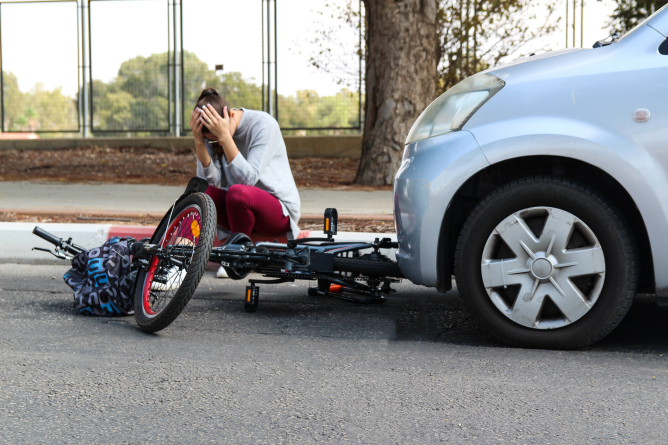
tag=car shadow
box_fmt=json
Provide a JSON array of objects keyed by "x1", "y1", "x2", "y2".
[
  {"x1": 590, "y1": 294, "x2": 668, "y2": 353},
  {"x1": 191, "y1": 285, "x2": 668, "y2": 352},
  {"x1": 30, "y1": 281, "x2": 668, "y2": 352}
]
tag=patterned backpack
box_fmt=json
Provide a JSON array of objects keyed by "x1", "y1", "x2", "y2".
[{"x1": 63, "y1": 237, "x2": 137, "y2": 316}]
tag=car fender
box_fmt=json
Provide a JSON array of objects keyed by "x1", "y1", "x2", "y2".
[
  {"x1": 394, "y1": 131, "x2": 489, "y2": 286},
  {"x1": 471, "y1": 117, "x2": 668, "y2": 293}
]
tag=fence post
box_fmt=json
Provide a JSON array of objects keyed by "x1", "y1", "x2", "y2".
[
  {"x1": 266, "y1": 0, "x2": 272, "y2": 117},
  {"x1": 168, "y1": 0, "x2": 173, "y2": 136},
  {"x1": 172, "y1": 0, "x2": 182, "y2": 136},
  {"x1": 262, "y1": 0, "x2": 277, "y2": 119},
  {"x1": 80, "y1": 0, "x2": 91, "y2": 137},
  {"x1": 0, "y1": 4, "x2": 4, "y2": 133}
]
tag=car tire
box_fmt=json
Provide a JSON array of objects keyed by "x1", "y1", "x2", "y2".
[{"x1": 454, "y1": 176, "x2": 638, "y2": 349}]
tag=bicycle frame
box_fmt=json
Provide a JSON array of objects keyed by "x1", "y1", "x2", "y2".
[{"x1": 32, "y1": 212, "x2": 403, "y2": 313}]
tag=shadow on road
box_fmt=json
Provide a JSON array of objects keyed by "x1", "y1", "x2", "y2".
[
  {"x1": 6, "y1": 264, "x2": 668, "y2": 352},
  {"x1": 592, "y1": 295, "x2": 668, "y2": 353}
]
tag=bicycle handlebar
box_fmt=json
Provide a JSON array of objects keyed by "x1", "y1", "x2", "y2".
[
  {"x1": 33, "y1": 226, "x2": 62, "y2": 246},
  {"x1": 32, "y1": 226, "x2": 85, "y2": 255}
]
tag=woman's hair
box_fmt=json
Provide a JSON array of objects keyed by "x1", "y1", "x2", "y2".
[{"x1": 195, "y1": 88, "x2": 230, "y2": 121}]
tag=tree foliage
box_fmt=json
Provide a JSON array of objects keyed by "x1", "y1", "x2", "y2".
[
  {"x1": 301, "y1": 0, "x2": 364, "y2": 92},
  {"x1": 92, "y1": 52, "x2": 169, "y2": 131},
  {"x1": 439, "y1": 0, "x2": 559, "y2": 92},
  {"x1": 278, "y1": 89, "x2": 360, "y2": 130},
  {"x1": 2, "y1": 51, "x2": 359, "y2": 135},
  {"x1": 606, "y1": 0, "x2": 668, "y2": 34},
  {"x1": 2, "y1": 71, "x2": 78, "y2": 132},
  {"x1": 306, "y1": 0, "x2": 559, "y2": 94}
]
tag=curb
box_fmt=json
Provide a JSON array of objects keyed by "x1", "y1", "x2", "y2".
[{"x1": 1, "y1": 222, "x2": 397, "y2": 264}]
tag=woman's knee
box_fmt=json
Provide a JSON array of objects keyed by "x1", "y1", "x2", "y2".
[{"x1": 226, "y1": 184, "x2": 254, "y2": 209}]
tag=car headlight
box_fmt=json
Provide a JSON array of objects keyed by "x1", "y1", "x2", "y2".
[{"x1": 405, "y1": 74, "x2": 505, "y2": 145}]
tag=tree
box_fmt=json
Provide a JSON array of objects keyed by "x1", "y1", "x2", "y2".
[
  {"x1": 355, "y1": 0, "x2": 440, "y2": 186},
  {"x1": 278, "y1": 88, "x2": 360, "y2": 131},
  {"x1": 606, "y1": 0, "x2": 668, "y2": 34},
  {"x1": 1, "y1": 72, "x2": 77, "y2": 133},
  {"x1": 2, "y1": 49, "x2": 398, "y2": 137},
  {"x1": 92, "y1": 53, "x2": 169, "y2": 131},
  {"x1": 439, "y1": 0, "x2": 559, "y2": 92},
  {"x1": 27, "y1": 83, "x2": 78, "y2": 131},
  {"x1": 309, "y1": 1, "x2": 558, "y2": 185},
  {"x1": 2, "y1": 72, "x2": 24, "y2": 131}
]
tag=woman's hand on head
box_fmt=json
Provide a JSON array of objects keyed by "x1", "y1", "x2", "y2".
[
  {"x1": 199, "y1": 104, "x2": 231, "y2": 142},
  {"x1": 190, "y1": 109, "x2": 205, "y2": 142}
]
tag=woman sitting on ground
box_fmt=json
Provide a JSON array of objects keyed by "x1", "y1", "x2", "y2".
[{"x1": 190, "y1": 88, "x2": 301, "y2": 277}]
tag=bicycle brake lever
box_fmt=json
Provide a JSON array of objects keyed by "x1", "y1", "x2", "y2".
[{"x1": 32, "y1": 247, "x2": 72, "y2": 261}]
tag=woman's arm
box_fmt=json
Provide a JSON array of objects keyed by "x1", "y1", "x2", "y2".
[
  {"x1": 199, "y1": 105, "x2": 273, "y2": 186},
  {"x1": 191, "y1": 108, "x2": 222, "y2": 186},
  {"x1": 190, "y1": 109, "x2": 212, "y2": 168}
]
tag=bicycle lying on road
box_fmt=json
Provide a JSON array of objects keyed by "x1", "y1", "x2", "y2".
[{"x1": 32, "y1": 178, "x2": 403, "y2": 333}]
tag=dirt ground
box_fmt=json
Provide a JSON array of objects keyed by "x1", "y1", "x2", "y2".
[
  {"x1": 1, "y1": 211, "x2": 395, "y2": 233},
  {"x1": 0, "y1": 147, "x2": 390, "y2": 190}
]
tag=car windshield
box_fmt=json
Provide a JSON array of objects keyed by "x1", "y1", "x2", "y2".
[{"x1": 617, "y1": 5, "x2": 668, "y2": 42}]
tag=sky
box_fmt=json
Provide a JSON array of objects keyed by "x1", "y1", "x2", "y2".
[{"x1": 0, "y1": 0, "x2": 619, "y2": 99}]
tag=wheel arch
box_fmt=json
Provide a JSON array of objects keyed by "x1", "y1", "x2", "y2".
[{"x1": 436, "y1": 156, "x2": 655, "y2": 294}]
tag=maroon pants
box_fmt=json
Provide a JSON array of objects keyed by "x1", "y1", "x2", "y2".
[{"x1": 205, "y1": 185, "x2": 291, "y2": 238}]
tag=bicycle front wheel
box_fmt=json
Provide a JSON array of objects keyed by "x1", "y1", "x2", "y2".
[{"x1": 133, "y1": 192, "x2": 216, "y2": 333}]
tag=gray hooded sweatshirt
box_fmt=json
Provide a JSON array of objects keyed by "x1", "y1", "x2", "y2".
[{"x1": 196, "y1": 109, "x2": 301, "y2": 240}]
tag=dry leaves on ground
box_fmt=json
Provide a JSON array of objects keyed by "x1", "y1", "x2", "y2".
[{"x1": 0, "y1": 147, "x2": 390, "y2": 190}]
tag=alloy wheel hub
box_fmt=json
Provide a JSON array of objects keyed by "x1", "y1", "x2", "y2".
[
  {"x1": 480, "y1": 207, "x2": 606, "y2": 330},
  {"x1": 530, "y1": 255, "x2": 556, "y2": 280}
]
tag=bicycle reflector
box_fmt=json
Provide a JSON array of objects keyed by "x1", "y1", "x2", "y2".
[{"x1": 324, "y1": 208, "x2": 338, "y2": 237}]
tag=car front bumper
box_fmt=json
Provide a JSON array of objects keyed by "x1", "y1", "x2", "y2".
[{"x1": 394, "y1": 130, "x2": 489, "y2": 287}]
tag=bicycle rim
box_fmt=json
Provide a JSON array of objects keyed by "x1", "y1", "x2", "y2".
[{"x1": 141, "y1": 204, "x2": 202, "y2": 318}]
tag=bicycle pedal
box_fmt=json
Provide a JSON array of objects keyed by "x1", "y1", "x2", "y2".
[
  {"x1": 245, "y1": 285, "x2": 259, "y2": 313},
  {"x1": 324, "y1": 208, "x2": 338, "y2": 237}
]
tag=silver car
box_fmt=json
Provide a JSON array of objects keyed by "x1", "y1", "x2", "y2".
[{"x1": 394, "y1": 5, "x2": 668, "y2": 348}]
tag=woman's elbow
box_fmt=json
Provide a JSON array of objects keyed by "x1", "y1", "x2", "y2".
[{"x1": 242, "y1": 171, "x2": 260, "y2": 186}]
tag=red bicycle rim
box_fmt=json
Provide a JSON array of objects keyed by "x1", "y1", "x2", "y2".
[{"x1": 142, "y1": 205, "x2": 202, "y2": 316}]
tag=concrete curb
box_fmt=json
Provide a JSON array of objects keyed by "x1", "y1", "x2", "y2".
[
  {"x1": 2, "y1": 222, "x2": 110, "y2": 264},
  {"x1": 1, "y1": 222, "x2": 397, "y2": 264}
]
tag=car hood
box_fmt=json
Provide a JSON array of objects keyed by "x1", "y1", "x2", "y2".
[
  {"x1": 481, "y1": 22, "x2": 664, "y2": 86},
  {"x1": 479, "y1": 48, "x2": 588, "y2": 74}
]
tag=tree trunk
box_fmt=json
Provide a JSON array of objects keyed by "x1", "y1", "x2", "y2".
[{"x1": 355, "y1": 0, "x2": 439, "y2": 186}]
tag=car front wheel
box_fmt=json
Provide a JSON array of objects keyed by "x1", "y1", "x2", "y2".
[{"x1": 454, "y1": 176, "x2": 638, "y2": 349}]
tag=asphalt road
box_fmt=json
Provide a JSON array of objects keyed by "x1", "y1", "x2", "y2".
[{"x1": 2, "y1": 264, "x2": 668, "y2": 444}]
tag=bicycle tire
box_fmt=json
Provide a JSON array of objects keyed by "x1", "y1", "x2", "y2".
[
  {"x1": 332, "y1": 257, "x2": 404, "y2": 278},
  {"x1": 133, "y1": 192, "x2": 216, "y2": 333},
  {"x1": 221, "y1": 232, "x2": 252, "y2": 280}
]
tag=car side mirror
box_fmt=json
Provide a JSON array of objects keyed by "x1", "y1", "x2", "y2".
[{"x1": 660, "y1": 37, "x2": 668, "y2": 55}]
